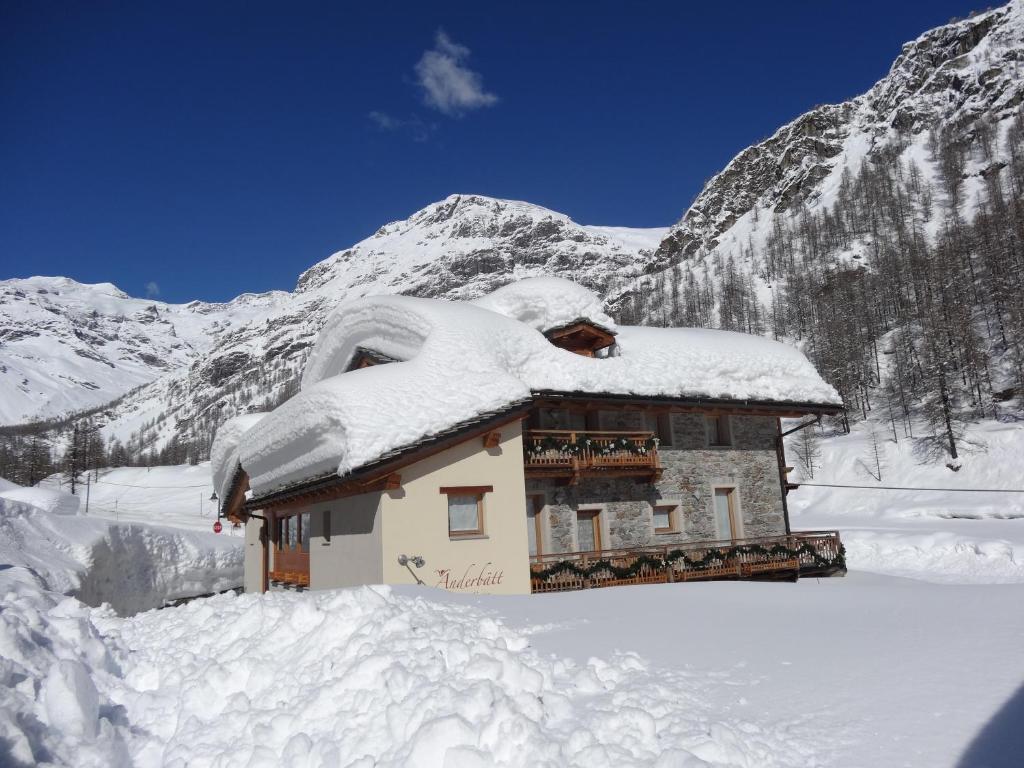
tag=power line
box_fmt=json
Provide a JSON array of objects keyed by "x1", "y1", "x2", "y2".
[
  {"x1": 797, "y1": 482, "x2": 1024, "y2": 493},
  {"x1": 92, "y1": 479, "x2": 210, "y2": 489}
]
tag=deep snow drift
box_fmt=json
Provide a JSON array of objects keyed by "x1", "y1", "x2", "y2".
[{"x1": 0, "y1": 478, "x2": 242, "y2": 614}]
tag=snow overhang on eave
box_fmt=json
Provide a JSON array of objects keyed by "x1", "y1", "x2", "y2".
[{"x1": 242, "y1": 400, "x2": 533, "y2": 513}]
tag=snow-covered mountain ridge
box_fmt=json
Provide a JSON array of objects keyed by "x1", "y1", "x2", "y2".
[
  {"x1": 0, "y1": 276, "x2": 285, "y2": 424},
  {"x1": 1, "y1": 199, "x2": 667, "y2": 458}
]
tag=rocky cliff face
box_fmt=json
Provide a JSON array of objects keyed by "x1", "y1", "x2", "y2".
[{"x1": 650, "y1": 1, "x2": 1024, "y2": 270}]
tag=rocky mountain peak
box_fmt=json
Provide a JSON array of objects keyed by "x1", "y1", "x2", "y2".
[{"x1": 653, "y1": 0, "x2": 1024, "y2": 266}]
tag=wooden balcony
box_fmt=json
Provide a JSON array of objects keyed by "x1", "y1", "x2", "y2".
[
  {"x1": 270, "y1": 548, "x2": 309, "y2": 587},
  {"x1": 523, "y1": 429, "x2": 661, "y2": 483},
  {"x1": 528, "y1": 530, "x2": 845, "y2": 593}
]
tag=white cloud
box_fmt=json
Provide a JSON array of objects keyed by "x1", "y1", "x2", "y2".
[
  {"x1": 414, "y1": 30, "x2": 498, "y2": 116},
  {"x1": 145, "y1": 281, "x2": 160, "y2": 298},
  {"x1": 368, "y1": 111, "x2": 401, "y2": 130},
  {"x1": 367, "y1": 111, "x2": 436, "y2": 142}
]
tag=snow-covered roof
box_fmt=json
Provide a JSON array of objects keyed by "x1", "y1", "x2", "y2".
[
  {"x1": 216, "y1": 277, "x2": 840, "y2": 498},
  {"x1": 469, "y1": 276, "x2": 616, "y2": 334},
  {"x1": 210, "y1": 412, "x2": 268, "y2": 503}
]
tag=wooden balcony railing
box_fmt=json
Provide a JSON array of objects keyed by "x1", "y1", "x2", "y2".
[
  {"x1": 528, "y1": 530, "x2": 845, "y2": 593},
  {"x1": 270, "y1": 548, "x2": 309, "y2": 587},
  {"x1": 523, "y1": 429, "x2": 661, "y2": 482}
]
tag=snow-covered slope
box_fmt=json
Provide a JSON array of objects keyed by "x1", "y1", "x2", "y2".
[{"x1": 0, "y1": 276, "x2": 283, "y2": 424}]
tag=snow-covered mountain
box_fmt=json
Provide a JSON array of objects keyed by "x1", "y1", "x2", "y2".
[
  {"x1": 0, "y1": 276, "x2": 284, "y2": 424},
  {"x1": 4, "y1": 1, "x2": 1023, "y2": 458},
  {"x1": 648, "y1": 0, "x2": 1024, "y2": 277},
  {"x1": 4, "y1": 198, "x2": 666, "y2": 453}
]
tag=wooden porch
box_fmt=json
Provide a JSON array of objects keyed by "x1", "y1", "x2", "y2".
[
  {"x1": 528, "y1": 531, "x2": 845, "y2": 593},
  {"x1": 523, "y1": 429, "x2": 662, "y2": 483}
]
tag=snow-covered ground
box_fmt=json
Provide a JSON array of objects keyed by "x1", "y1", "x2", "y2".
[
  {"x1": 788, "y1": 417, "x2": 1024, "y2": 585},
  {"x1": 41, "y1": 463, "x2": 235, "y2": 534},
  {"x1": 4, "y1": 422, "x2": 1024, "y2": 767}
]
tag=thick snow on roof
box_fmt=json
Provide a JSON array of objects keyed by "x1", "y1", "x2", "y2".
[
  {"x1": 470, "y1": 276, "x2": 616, "y2": 333},
  {"x1": 240, "y1": 277, "x2": 840, "y2": 496},
  {"x1": 210, "y1": 412, "x2": 267, "y2": 502}
]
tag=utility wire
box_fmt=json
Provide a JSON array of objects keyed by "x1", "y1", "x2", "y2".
[
  {"x1": 797, "y1": 482, "x2": 1024, "y2": 493},
  {"x1": 92, "y1": 480, "x2": 210, "y2": 489}
]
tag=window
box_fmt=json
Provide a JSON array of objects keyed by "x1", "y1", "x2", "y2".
[
  {"x1": 647, "y1": 412, "x2": 674, "y2": 447},
  {"x1": 653, "y1": 503, "x2": 679, "y2": 534},
  {"x1": 277, "y1": 512, "x2": 310, "y2": 552},
  {"x1": 322, "y1": 509, "x2": 331, "y2": 544},
  {"x1": 575, "y1": 509, "x2": 602, "y2": 552},
  {"x1": 713, "y1": 487, "x2": 741, "y2": 540},
  {"x1": 706, "y1": 414, "x2": 732, "y2": 447},
  {"x1": 441, "y1": 485, "x2": 492, "y2": 538}
]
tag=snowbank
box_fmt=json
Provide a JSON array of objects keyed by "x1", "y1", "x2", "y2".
[
  {"x1": 0, "y1": 483, "x2": 80, "y2": 516},
  {"x1": 235, "y1": 277, "x2": 839, "y2": 496},
  {"x1": 0, "y1": 478, "x2": 242, "y2": 614},
  {"x1": 93, "y1": 585, "x2": 826, "y2": 767}
]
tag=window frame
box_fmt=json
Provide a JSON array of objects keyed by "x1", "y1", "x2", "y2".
[
  {"x1": 711, "y1": 485, "x2": 743, "y2": 541},
  {"x1": 705, "y1": 414, "x2": 733, "y2": 448},
  {"x1": 441, "y1": 485, "x2": 493, "y2": 539},
  {"x1": 575, "y1": 507, "x2": 603, "y2": 553},
  {"x1": 652, "y1": 502, "x2": 680, "y2": 534}
]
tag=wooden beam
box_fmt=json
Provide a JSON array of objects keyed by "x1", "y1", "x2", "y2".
[
  {"x1": 439, "y1": 485, "x2": 494, "y2": 495},
  {"x1": 482, "y1": 430, "x2": 502, "y2": 448}
]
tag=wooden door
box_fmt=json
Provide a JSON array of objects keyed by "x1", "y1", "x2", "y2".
[
  {"x1": 575, "y1": 509, "x2": 601, "y2": 553},
  {"x1": 526, "y1": 495, "x2": 545, "y2": 557}
]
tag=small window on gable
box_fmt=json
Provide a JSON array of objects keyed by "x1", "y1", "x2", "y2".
[
  {"x1": 345, "y1": 347, "x2": 399, "y2": 373},
  {"x1": 441, "y1": 485, "x2": 492, "y2": 538},
  {"x1": 544, "y1": 322, "x2": 616, "y2": 357},
  {"x1": 653, "y1": 503, "x2": 679, "y2": 534},
  {"x1": 706, "y1": 414, "x2": 733, "y2": 447}
]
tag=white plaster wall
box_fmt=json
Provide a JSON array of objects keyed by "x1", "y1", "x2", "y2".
[
  {"x1": 243, "y1": 516, "x2": 265, "y2": 593},
  {"x1": 309, "y1": 495, "x2": 384, "y2": 589},
  {"x1": 380, "y1": 420, "x2": 531, "y2": 595}
]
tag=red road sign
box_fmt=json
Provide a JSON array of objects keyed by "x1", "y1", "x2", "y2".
[{"x1": 213, "y1": 520, "x2": 223, "y2": 533}]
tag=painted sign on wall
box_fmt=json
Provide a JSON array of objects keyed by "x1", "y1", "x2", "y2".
[{"x1": 434, "y1": 562, "x2": 505, "y2": 591}]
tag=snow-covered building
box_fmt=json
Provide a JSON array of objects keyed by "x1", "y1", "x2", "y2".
[{"x1": 212, "y1": 277, "x2": 846, "y2": 595}]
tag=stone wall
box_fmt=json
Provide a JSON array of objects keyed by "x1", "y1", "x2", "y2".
[{"x1": 526, "y1": 412, "x2": 786, "y2": 554}]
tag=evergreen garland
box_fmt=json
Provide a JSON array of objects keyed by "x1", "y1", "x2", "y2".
[
  {"x1": 531, "y1": 542, "x2": 846, "y2": 582},
  {"x1": 525, "y1": 433, "x2": 659, "y2": 459}
]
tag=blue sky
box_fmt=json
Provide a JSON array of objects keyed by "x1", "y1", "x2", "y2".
[{"x1": 1, "y1": 0, "x2": 986, "y2": 303}]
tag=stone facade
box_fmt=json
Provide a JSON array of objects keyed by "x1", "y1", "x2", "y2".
[{"x1": 525, "y1": 411, "x2": 786, "y2": 554}]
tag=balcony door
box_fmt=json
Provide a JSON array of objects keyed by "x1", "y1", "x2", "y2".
[
  {"x1": 713, "y1": 488, "x2": 741, "y2": 541},
  {"x1": 575, "y1": 509, "x2": 602, "y2": 553},
  {"x1": 526, "y1": 494, "x2": 545, "y2": 557},
  {"x1": 273, "y1": 511, "x2": 311, "y2": 583}
]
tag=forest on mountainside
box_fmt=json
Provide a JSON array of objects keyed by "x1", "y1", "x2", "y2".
[{"x1": 616, "y1": 109, "x2": 1024, "y2": 462}]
